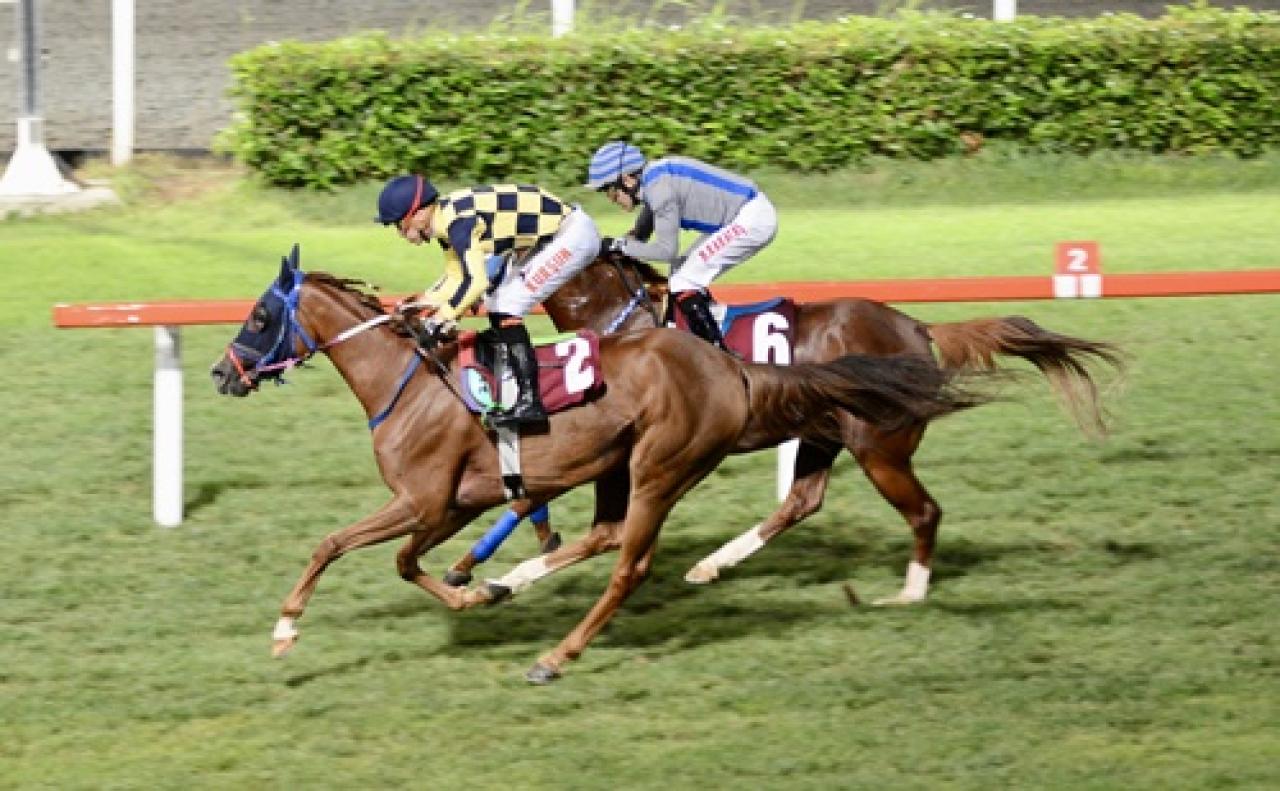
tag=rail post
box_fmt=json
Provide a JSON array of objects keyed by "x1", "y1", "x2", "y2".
[{"x1": 153, "y1": 326, "x2": 183, "y2": 526}]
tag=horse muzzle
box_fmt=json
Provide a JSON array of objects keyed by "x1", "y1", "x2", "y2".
[{"x1": 210, "y1": 349, "x2": 260, "y2": 397}]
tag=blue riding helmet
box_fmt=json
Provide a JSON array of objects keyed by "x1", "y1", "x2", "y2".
[
  {"x1": 585, "y1": 141, "x2": 646, "y2": 190},
  {"x1": 376, "y1": 174, "x2": 440, "y2": 225}
]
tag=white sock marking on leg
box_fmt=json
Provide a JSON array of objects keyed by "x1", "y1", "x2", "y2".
[{"x1": 273, "y1": 617, "x2": 298, "y2": 641}]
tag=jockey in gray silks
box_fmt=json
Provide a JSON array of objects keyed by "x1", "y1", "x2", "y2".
[{"x1": 585, "y1": 141, "x2": 779, "y2": 351}]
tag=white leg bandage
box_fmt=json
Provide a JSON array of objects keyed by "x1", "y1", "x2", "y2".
[
  {"x1": 701, "y1": 524, "x2": 767, "y2": 571},
  {"x1": 490, "y1": 556, "x2": 551, "y2": 594},
  {"x1": 902, "y1": 560, "x2": 931, "y2": 600}
]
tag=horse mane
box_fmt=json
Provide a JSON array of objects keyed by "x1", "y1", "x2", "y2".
[
  {"x1": 306, "y1": 271, "x2": 388, "y2": 316},
  {"x1": 619, "y1": 256, "x2": 668, "y2": 287}
]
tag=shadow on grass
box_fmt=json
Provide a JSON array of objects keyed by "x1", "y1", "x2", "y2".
[
  {"x1": 309, "y1": 521, "x2": 1163, "y2": 674},
  {"x1": 430, "y1": 530, "x2": 1105, "y2": 656},
  {"x1": 284, "y1": 655, "x2": 373, "y2": 688}
]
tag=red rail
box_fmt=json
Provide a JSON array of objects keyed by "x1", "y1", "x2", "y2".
[{"x1": 52, "y1": 269, "x2": 1280, "y2": 328}]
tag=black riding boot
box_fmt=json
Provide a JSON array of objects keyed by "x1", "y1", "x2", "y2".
[
  {"x1": 492, "y1": 322, "x2": 547, "y2": 427},
  {"x1": 675, "y1": 289, "x2": 730, "y2": 353}
]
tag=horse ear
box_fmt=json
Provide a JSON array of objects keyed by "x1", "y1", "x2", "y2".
[{"x1": 276, "y1": 244, "x2": 301, "y2": 288}]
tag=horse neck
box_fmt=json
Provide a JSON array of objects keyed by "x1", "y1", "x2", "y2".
[
  {"x1": 541, "y1": 258, "x2": 662, "y2": 334},
  {"x1": 299, "y1": 284, "x2": 438, "y2": 422}
]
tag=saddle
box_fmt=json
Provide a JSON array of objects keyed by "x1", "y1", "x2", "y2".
[
  {"x1": 456, "y1": 329, "x2": 605, "y2": 417},
  {"x1": 671, "y1": 297, "x2": 799, "y2": 364}
]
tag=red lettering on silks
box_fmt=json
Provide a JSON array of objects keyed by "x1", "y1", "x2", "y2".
[
  {"x1": 699, "y1": 224, "x2": 747, "y2": 263},
  {"x1": 525, "y1": 247, "x2": 573, "y2": 291}
]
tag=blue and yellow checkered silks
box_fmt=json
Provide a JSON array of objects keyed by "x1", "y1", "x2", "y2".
[{"x1": 421, "y1": 184, "x2": 573, "y2": 321}]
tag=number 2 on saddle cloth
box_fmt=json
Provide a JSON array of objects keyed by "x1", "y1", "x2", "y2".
[
  {"x1": 456, "y1": 329, "x2": 605, "y2": 418},
  {"x1": 671, "y1": 297, "x2": 799, "y2": 365}
]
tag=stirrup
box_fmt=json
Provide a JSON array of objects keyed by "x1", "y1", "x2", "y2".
[{"x1": 489, "y1": 400, "x2": 547, "y2": 427}]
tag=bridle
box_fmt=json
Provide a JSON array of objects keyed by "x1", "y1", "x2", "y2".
[
  {"x1": 603, "y1": 256, "x2": 662, "y2": 334},
  {"x1": 224, "y1": 269, "x2": 470, "y2": 430},
  {"x1": 224, "y1": 268, "x2": 389, "y2": 391}
]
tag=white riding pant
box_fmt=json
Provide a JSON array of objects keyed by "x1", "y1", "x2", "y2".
[
  {"x1": 670, "y1": 193, "x2": 778, "y2": 292},
  {"x1": 486, "y1": 207, "x2": 602, "y2": 316}
]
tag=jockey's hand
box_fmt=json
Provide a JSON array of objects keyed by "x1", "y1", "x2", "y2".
[
  {"x1": 389, "y1": 298, "x2": 432, "y2": 335},
  {"x1": 599, "y1": 237, "x2": 624, "y2": 261},
  {"x1": 393, "y1": 297, "x2": 433, "y2": 318},
  {"x1": 414, "y1": 316, "x2": 457, "y2": 351}
]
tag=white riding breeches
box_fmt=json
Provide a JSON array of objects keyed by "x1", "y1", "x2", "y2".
[
  {"x1": 486, "y1": 207, "x2": 602, "y2": 316},
  {"x1": 670, "y1": 193, "x2": 778, "y2": 292}
]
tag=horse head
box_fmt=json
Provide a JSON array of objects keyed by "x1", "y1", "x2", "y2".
[{"x1": 210, "y1": 244, "x2": 320, "y2": 396}]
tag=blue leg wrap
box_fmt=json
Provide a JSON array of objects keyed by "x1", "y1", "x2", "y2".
[
  {"x1": 530, "y1": 503, "x2": 550, "y2": 524},
  {"x1": 472, "y1": 509, "x2": 523, "y2": 562}
]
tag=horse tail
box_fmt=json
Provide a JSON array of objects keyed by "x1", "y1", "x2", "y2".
[
  {"x1": 926, "y1": 316, "x2": 1122, "y2": 437},
  {"x1": 741, "y1": 353, "x2": 985, "y2": 447}
]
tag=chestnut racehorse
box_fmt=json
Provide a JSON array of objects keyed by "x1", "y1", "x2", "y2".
[
  {"x1": 457, "y1": 256, "x2": 1119, "y2": 605},
  {"x1": 209, "y1": 247, "x2": 980, "y2": 683}
]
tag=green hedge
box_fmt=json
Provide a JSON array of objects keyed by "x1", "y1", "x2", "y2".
[{"x1": 218, "y1": 7, "x2": 1280, "y2": 189}]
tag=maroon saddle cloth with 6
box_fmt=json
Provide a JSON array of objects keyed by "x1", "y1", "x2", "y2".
[{"x1": 672, "y1": 297, "x2": 798, "y2": 363}]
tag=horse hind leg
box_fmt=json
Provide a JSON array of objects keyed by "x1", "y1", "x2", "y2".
[
  {"x1": 685, "y1": 440, "x2": 838, "y2": 583},
  {"x1": 527, "y1": 496, "x2": 667, "y2": 685},
  {"x1": 273, "y1": 495, "x2": 419, "y2": 657},
  {"x1": 851, "y1": 426, "x2": 940, "y2": 606},
  {"x1": 468, "y1": 470, "x2": 631, "y2": 606}
]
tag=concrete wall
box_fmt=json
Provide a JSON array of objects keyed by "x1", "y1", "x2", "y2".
[{"x1": 2, "y1": 1, "x2": 1278, "y2": 154}]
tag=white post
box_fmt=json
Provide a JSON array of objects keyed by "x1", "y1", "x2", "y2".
[
  {"x1": 111, "y1": 0, "x2": 135, "y2": 166},
  {"x1": 0, "y1": 0, "x2": 79, "y2": 196},
  {"x1": 776, "y1": 438, "x2": 798, "y2": 502},
  {"x1": 153, "y1": 326, "x2": 184, "y2": 526},
  {"x1": 551, "y1": 0, "x2": 574, "y2": 37},
  {"x1": 994, "y1": 0, "x2": 1017, "y2": 21}
]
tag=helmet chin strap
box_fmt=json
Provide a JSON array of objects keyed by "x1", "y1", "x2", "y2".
[{"x1": 618, "y1": 173, "x2": 641, "y2": 202}]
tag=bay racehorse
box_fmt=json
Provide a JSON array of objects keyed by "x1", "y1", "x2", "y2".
[
  {"x1": 452, "y1": 255, "x2": 1119, "y2": 605},
  {"x1": 209, "y1": 246, "x2": 981, "y2": 683}
]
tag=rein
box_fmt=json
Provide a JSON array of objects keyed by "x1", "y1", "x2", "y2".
[
  {"x1": 226, "y1": 313, "x2": 392, "y2": 387},
  {"x1": 604, "y1": 258, "x2": 661, "y2": 333}
]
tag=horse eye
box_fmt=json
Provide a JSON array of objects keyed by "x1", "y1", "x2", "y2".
[{"x1": 249, "y1": 305, "x2": 269, "y2": 331}]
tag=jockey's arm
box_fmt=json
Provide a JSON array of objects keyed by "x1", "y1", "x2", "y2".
[
  {"x1": 629, "y1": 204, "x2": 655, "y2": 242},
  {"x1": 616, "y1": 194, "x2": 680, "y2": 264},
  {"x1": 419, "y1": 216, "x2": 490, "y2": 322}
]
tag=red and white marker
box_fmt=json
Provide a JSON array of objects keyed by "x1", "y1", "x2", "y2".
[{"x1": 1054, "y1": 241, "x2": 1102, "y2": 298}]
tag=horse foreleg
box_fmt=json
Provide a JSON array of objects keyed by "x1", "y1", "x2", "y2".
[
  {"x1": 530, "y1": 503, "x2": 559, "y2": 553},
  {"x1": 685, "y1": 441, "x2": 839, "y2": 583},
  {"x1": 273, "y1": 496, "x2": 419, "y2": 657},
  {"x1": 396, "y1": 508, "x2": 487, "y2": 609},
  {"x1": 442, "y1": 500, "x2": 548, "y2": 587}
]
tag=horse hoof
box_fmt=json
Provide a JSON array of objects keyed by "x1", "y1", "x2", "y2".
[
  {"x1": 443, "y1": 568, "x2": 473, "y2": 587},
  {"x1": 485, "y1": 582, "x2": 512, "y2": 605},
  {"x1": 684, "y1": 563, "x2": 719, "y2": 584},
  {"x1": 271, "y1": 636, "x2": 297, "y2": 658},
  {"x1": 872, "y1": 592, "x2": 925, "y2": 607},
  {"x1": 525, "y1": 662, "x2": 561, "y2": 685},
  {"x1": 540, "y1": 532, "x2": 562, "y2": 554}
]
